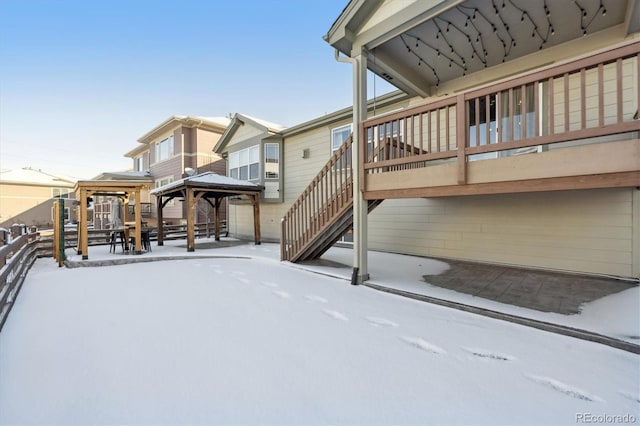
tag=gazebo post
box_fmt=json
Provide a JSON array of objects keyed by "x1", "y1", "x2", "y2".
[
  {"x1": 251, "y1": 194, "x2": 261, "y2": 245},
  {"x1": 186, "y1": 188, "x2": 195, "y2": 252},
  {"x1": 76, "y1": 188, "x2": 83, "y2": 255},
  {"x1": 157, "y1": 196, "x2": 164, "y2": 246},
  {"x1": 134, "y1": 189, "x2": 142, "y2": 254},
  {"x1": 80, "y1": 188, "x2": 89, "y2": 259},
  {"x1": 214, "y1": 197, "x2": 222, "y2": 241}
]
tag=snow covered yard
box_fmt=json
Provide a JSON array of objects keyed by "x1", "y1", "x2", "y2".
[{"x1": 0, "y1": 243, "x2": 638, "y2": 425}]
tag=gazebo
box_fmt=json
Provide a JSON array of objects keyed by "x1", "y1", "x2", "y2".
[
  {"x1": 150, "y1": 172, "x2": 264, "y2": 251},
  {"x1": 74, "y1": 179, "x2": 153, "y2": 259}
]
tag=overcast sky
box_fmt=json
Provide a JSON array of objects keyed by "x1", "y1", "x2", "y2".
[{"x1": 0, "y1": 0, "x2": 395, "y2": 179}]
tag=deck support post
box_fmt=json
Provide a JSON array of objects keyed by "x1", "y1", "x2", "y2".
[{"x1": 351, "y1": 46, "x2": 369, "y2": 283}]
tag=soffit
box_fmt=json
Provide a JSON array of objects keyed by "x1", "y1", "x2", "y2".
[{"x1": 328, "y1": 0, "x2": 634, "y2": 97}]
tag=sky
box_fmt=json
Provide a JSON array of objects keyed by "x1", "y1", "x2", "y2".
[
  {"x1": 0, "y1": 0, "x2": 395, "y2": 180},
  {"x1": 1, "y1": 242, "x2": 638, "y2": 424}
]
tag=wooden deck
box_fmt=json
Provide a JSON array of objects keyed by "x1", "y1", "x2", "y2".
[{"x1": 359, "y1": 41, "x2": 640, "y2": 199}]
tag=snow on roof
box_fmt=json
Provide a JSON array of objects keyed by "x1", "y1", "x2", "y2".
[
  {"x1": 94, "y1": 171, "x2": 153, "y2": 181},
  {"x1": 0, "y1": 167, "x2": 76, "y2": 186},
  {"x1": 191, "y1": 116, "x2": 232, "y2": 128},
  {"x1": 149, "y1": 172, "x2": 262, "y2": 195},
  {"x1": 238, "y1": 113, "x2": 286, "y2": 132}
]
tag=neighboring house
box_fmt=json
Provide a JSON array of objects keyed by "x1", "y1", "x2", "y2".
[
  {"x1": 215, "y1": 97, "x2": 407, "y2": 242},
  {"x1": 214, "y1": 113, "x2": 287, "y2": 239},
  {"x1": 0, "y1": 167, "x2": 77, "y2": 229},
  {"x1": 90, "y1": 171, "x2": 154, "y2": 229},
  {"x1": 218, "y1": 0, "x2": 640, "y2": 281},
  {"x1": 124, "y1": 115, "x2": 231, "y2": 227}
]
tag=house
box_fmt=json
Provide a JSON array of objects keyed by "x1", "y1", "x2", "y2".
[
  {"x1": 215, "y1": 98, "x2": 408, "y2": 242},
  {"x1": 123, "y1": 115, "x2": 231, "y2": 227},
  {"x1": 217, "y1": 0, "x2": 640, "y2": 282},
  {"x1": 0, "y1": 167, "x2": 76, "y2": 229}
]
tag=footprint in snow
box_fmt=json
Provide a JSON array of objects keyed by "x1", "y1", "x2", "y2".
[
  {"x1": 236, "y1": 277, "x2": 250, "y2": 284},
  {"x1": 214, "y1": 270, "x2": 224, "y2": 275},
  {"x1": 323, "y1": 309, "x2": 348, "y2": 321},
  {"x1": 526, "y1": 375, "x2": 602, "y2": 402},
  {"x1": 231, "y1": 271, "x2": 246, "y2": 276},
  {"x1": 272, "y1": 290, "x2": 291, "y2": 299},
  {"x1": 305, "y1": 295, "x2": 328, "y2": 304},
  {"x1": 618, "y1": 390, "x2": 640, "y2": 403},
  {"x1": 401, "y1": 336, "x2": 447, "y2": 355},
  {"x1": 462, "y1": 347, "x2": 515, "y2": 361},
  {"x1": 260, "y1": 281, "x2": 279, "y2": 288},
  {"x1": 366, "y1": 316, "x2": 398, "y2": 328}
]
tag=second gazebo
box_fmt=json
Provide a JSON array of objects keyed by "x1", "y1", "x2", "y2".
[{"x1": 150, "y1": 172, "x2": 264, "y2": 251}]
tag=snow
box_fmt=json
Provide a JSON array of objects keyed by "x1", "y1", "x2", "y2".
[
  {"x1": 0, "y1": 167, "x2": 76, "y2": 185},
  {"x1": 150, "y1": 172, "x2": 262, "y2": 195},
  {"x1": 0, "y1": 240, "x2": 638, "y2": 425}
]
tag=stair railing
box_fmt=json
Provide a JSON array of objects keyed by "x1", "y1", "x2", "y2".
[{"x1": 281, "y1": 136, "x2": 353, "y2": 261}]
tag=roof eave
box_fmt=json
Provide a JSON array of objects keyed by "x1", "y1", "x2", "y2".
[
  {"x1": 137, "y1": 116, "x2": 228, "y2": 145},
  {"x1": 283, "y1": 90, "x2": 409, "y2": 137},
  {"x1": 214, "y1": 115, "x2": 245, "y2": 154}
]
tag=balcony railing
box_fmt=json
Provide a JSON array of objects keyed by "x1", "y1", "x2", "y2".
[{"x1": 360, "y1": 41, "x2": 640, "y2": 191}]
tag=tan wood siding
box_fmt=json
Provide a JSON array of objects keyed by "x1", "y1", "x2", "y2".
[{"x1": 368, "y1": 188, "x2": 637, "y2": 278}]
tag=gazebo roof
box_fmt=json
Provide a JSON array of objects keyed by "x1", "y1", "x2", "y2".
[
  {"x1": 151, "y1": 172, "x2": 264, "y2": 251},
  {"x1": 150, "y1": 172, "x2": 263, "y2": 198}
]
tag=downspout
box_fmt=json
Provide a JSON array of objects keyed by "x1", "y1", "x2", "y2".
[{"x1": 334, "y1": 48, "x2": 369, "y2": 284}]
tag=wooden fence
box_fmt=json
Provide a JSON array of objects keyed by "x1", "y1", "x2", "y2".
[
  {"x1": 0, "y1": 221, "x2": 226, "y2": 332},
  {"x1": 0, "y1": 233, "x2": 40, "y2": 332}
]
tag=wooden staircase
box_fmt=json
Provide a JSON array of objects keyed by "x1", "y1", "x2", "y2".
[{"x1": 281, "y1": 136, "x2": 382, "y2": 263}]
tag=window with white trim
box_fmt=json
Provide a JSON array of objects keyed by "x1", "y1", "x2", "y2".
[
  {"x1": 229, "y1": 145, "x2": 260, "y2": 182},
  {"x1": 52, "y1": 188, "x2": 70, "y2": 199},
  {"x1": 264, "y1": 143, "x2": 279, "y2": 179},
  {"x1": 134, "y1": 156, "x2": 144, "y2": 171},
  {"x1": 331, "y1": 124, "x2": 353, "y2": 170},
  {"x1": 154, "y1": 135, "x2": 174, "y2": 163},
  {"x1": 331, "y1": 124, "x2": 352, "y2": 153},
  {"x1": 51, "y1": 206, "x2": 70, "y2": 221},
  {"x1": 155, "y1": 176, "x2": 175, "y2": 206}
]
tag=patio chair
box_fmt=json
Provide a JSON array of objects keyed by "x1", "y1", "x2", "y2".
[
  {"x1": 109, "y1": 231, "x2": 125, "y2": 253},
  {"x1": 142, "y1": 230, "x2": 152, "y2": 252}
]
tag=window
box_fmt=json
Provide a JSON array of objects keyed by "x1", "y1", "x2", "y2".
[
  {"x1": 331, "y1": 124, "x2": 353, "y2": 170},
  {"x1": 52, "y1": 188, "x2": 70, "y2": 199},
  {"x1": 155, "y1": 177, "x2": 174, "y2": 206},
  {"x1": 331, "y1": 124, "x2": 352, "y2": 153},
  {"x1": 264, "y1": 143, "x2": 279, "y2": 179},
  {"x1": 155, "y1": 135, "x2": 174, "y2": 163},
  {"x1": 51, "y1": 206, "x2": 70, "y2": 221},
  {"x1": 229, "y1": 145, "x2": 260, "y2": 182},
  {"x1": 134, "y1": 156, "x2": 143, "y2": 171},
  {"x1": 468, "y1": 83, "x2": 541, "y2": 161}
]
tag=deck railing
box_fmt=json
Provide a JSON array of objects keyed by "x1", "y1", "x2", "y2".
[
  {"x1": 281, "y1": 137, "x2": 353, "y2": 261},
  {"x1": 360, "y1": 41, "x2": 640, "y2": 187}
]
